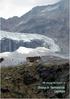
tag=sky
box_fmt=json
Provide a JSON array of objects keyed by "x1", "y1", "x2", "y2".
[{"x1": 0, "y1": 0, "x2": 60, "y2": 19}]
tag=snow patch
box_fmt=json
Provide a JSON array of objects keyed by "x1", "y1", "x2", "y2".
[
  {"x1": 0, "y1": 46, "x2": 53, "y2": 67},
  {"x1": 41, "y1": 5, "x2": 59, "y2": 12}
]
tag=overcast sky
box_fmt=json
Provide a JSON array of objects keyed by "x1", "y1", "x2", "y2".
[{"x1": 0, "y1": 0, "x2": 60, "y2": 19}]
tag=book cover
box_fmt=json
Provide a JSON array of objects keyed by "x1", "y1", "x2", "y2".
[{"x1": 0, "y1": 0, "x2": 69, "y2": 98}]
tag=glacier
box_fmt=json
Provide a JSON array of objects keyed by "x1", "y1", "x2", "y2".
[
  {"x1": 0, "y1": 31, "x2": 61, "y2": 66},
  {"x1": 0, "y1": 31, "x2": 60, "y2": 52}
]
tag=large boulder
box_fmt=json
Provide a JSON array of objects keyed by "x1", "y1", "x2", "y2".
[{"x1": 0, "y1": 58, "x2": 4, "y2": 63}]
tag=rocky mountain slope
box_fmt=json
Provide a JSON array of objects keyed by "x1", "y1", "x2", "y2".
[
  {"x1": 0, "y1": 0, "x2": 69, "y2": 56},
  {"x1": 1, "y1": 61, "x2": 69, "y2": 98}
]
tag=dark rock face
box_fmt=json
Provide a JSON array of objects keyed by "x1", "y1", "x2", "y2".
[
  {"x1": 37, "y1": 63, "x2": 69, "y2": 81},
  {"x1": 1, "y1": 88, "x2": 10, "y2": 93},
  {"x1": 26, "y1": 56, "x2": 41, "y2": 62},
  {"x1": 36, "y1": 63, "x2": 69, "y2": 98},
  {"x1": 0, "y1": 58, "x2": 4, "y2": 63},
  {"x1": 36, "y1": 64, "x2": 57, "y2": 81},
  {"x1": 23, "y1": 72, "x2": 37, "y2": 85}
]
